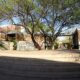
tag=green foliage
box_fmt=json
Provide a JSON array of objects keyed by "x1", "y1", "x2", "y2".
[
  {"x1": 10, "y1": 39, "x2": 17, "y2": 50},
  {"x1": 0, "y1": 0, "x2": 80, "y2": 49},
  {"x1": 54, "y1": 42, "x2": 58, "y2": 49},
  {"x1": 0, "y1": 43, "x2": 7, "y2": 50}
]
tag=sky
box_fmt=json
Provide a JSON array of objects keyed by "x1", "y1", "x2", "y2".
[
  {"x1": 0, "y1": 17, "x2": 80, "y2": 40},
  {"x1": 0, "y1": 20, "x2": 11, "y2": 26},
  {"x1": 0, "y1": 17, "x2": 20, "y2": 27},
  {"x1": 0, "y1": 17, "x2": 80, "y2": 32}
]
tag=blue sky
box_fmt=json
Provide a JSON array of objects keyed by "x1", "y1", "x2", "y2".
[
  {"x1": 0, "y1": 17, "x2": 20, "y2": 27},
  {"x1": 0, "y1": 17, "x2": 80, "y2": 32},
  {"x1": 0, "y1": 20, "x2": 11, "y2": 26}
]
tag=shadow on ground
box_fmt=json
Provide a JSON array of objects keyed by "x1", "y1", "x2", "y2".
[
  {"x1": 57, "y1": 49, "x2": 80, "y2": 54},
  {"x1": 0, "y1": 56, "x2": 80, "y2": 80}
]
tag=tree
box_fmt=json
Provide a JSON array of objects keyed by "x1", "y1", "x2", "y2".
[
  {"x1": 0, "y1": 0, "x2": 42, "y2": 50},
  {"x1": 35, "y1": 0, "x2": 80, "y2": 49},
  {"x1": 0, "y1": 0, "x2": 80, "y2": 50}
]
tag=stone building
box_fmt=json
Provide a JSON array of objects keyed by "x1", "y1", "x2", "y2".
[
  {"x1": 0, "y1": 25, "x2": 45, "y2": 50},
  {"x1": 0, "y1": 25, "x2": 80, "y2": 50},
  {"x1": 0, "y1": 25, "x2": 24, "y2": 41}
]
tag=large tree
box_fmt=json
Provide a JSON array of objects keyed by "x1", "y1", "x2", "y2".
[
  {"x1": 35, "y1": 0, "x2": 80, "y2": 49},
  {"x1": 0, "y1": 0, "x2": 80, "y2": 50},
  {"x1": 0, "y1": 0, "x2": 42, "y2": 50}
]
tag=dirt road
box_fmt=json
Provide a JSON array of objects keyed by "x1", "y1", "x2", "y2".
[{"x1": 0, "y1": 50, "x2": 80, "y2": 80}]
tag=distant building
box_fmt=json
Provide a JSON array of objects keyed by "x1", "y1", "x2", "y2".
[
  {"x1": 56, "y1": 28, "x2": 80, "y2": 50},
  {"x1": 0, "y1": 25, "x2": 23, "y2": 41},
  {"x1": 0, "y1": 25, "x2": 45, "y2": 50},
  {"x1": 0, "y1": 25, "x2": 80, "y2": 50}
]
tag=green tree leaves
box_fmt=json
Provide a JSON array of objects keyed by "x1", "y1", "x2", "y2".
[{"x1": 0, "y1": 0, "x2": 80, "y2": 49}]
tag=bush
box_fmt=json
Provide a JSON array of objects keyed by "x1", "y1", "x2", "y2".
[
  {"x1": 54, "y1": 42, "x2": 58, "y2": 49},
  {"x1": 10, "y1": 39, "x2": 17, "y2": 50}
]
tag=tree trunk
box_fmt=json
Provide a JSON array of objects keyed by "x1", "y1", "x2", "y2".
[
  {"x1": 31, "y1": 34, "x2": 41, "y2": 50},
  {"x1": 44, "y1": 35, "x2": 47, "y2": 49}
]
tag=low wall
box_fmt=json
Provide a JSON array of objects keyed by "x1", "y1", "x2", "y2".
[
  {"x1": 0, "y1": 40, "x2": 52, "y2": 50},
  {"x1": 17, "y1": 41, "x2": 36, "y2": 51}
]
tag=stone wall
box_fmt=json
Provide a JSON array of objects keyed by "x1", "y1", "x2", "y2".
[
  {"x1": 17, "y1": 41, "x2": 36, "y2": 51},
  {"x1": 1, "y1": 41, "x2": 36, "y2": 51},
  {"x1": 24, "y1": 34, "x2": 45, "y2": 49},
  {"x1": 0, "y1": 33, "x2": 6, "y2": 41},
  {"x1": 0, "y1": 33, "x2": 45, "y2": 50}
]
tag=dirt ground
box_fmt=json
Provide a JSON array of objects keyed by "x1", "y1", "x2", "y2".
[
  {"x1": 0, "y1": 50, "x2": 80, "y2": 80},
  {"x1": 0, "y1": 50, "x2": 80, "y2": 62}
]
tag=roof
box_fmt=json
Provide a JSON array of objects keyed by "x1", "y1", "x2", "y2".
[
  {"x1": 0, "y1": 25, "x2": 21, "y2": 32},
  {"x1": 6, "y1": 31, "x2": 22, "y2": 35}
]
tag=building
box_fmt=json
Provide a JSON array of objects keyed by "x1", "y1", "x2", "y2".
[
  {"x1": 0, "y1": 25, "x2": 24, "y2": 41},
  {"x1": 0, "y1": 25, "x2": 45, "y2": 50},
  {"x1": 0, "y1": 25, "x2": 80, "y2": 50}
]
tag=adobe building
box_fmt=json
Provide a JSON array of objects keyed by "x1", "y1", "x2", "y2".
[
  {"x1": 0, "y1": 25, "x2": 24, "y2": 41},
  {"x1": 0, "y1": 25, "x2": 45, "y2": 50},
  {"x1": 72, "y1": 29, "x2": 80, "y2": 49},
  {"x1": 0, "y1": 25, "x2": 80, "y2": 50}
]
